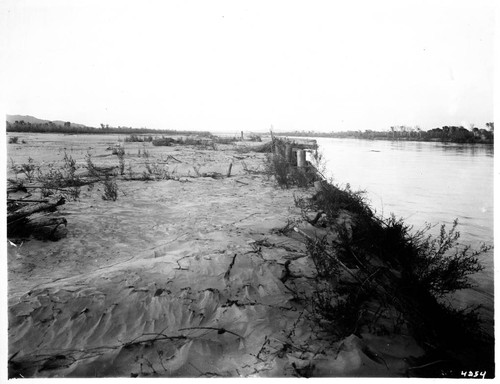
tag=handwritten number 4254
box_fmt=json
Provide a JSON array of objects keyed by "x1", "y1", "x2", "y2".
[{"x1": 461, "y1": 371, "x2": 487, "y2": 379}]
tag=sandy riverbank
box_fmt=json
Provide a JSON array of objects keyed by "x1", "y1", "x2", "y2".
[{"x1": 7, "y1": 133, "x2": 424, "y2": 377}]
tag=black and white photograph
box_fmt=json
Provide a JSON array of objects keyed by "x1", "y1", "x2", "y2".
[{"x1": 1, "y1": 0, "x2": 495, "y2": 379}]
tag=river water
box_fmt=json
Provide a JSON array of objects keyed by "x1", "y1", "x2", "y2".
[{"x1": 312, "y1": 137, "x2": 494, "y2": 334}]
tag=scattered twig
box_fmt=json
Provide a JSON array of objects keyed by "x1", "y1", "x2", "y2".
[
  {"x1": 177, "y1": 327, "x2": 243, "y2": 339},
  {"x1": 224, "y1": 253, "x2": 238, "y2": 280},
  {"x1": 254, "y1": 336, "x2": 270, "y2": 361}
]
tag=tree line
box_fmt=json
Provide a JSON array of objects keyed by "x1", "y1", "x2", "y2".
[
  {"x1": 6, "y1": 120, "x2": 211, "y2": 137},
  {"x1": 277, "y1": 123, "x2": 494, "y2": 144}
]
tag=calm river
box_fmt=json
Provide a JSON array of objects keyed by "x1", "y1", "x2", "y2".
[{"x1": 313, "y1": 138, "x2": 494, "y2": 334}]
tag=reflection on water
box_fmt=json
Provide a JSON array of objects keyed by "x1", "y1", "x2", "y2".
[
  {"x1": 437, "y1": 142, "x2": 494, "y2": 157},
  {"x1": 314, "y1": 137, "x2": 494, "y2": 333}
]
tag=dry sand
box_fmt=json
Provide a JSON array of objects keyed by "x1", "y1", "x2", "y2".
[{"x1": 7, "y1": 133, "x2": 424, "y2": 377}]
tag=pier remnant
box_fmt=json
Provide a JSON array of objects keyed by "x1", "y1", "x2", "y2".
[
  {"x1": 297, "y1": 149, "x2": 306, "y2": 168},
  {"x1": 285, "y1": 144, "x2": 293, "y2": 163}
]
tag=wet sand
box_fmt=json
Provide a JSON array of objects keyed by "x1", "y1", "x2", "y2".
[{"x1": 7, "y1": 133, "x2": 423, "y2": 377}]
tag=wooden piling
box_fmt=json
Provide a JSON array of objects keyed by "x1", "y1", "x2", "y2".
[
  {"x1": 274, "y1": 142, "x2": 281, "y2": 157},
  {"x1": 285, "y1": 144, "x2": 293, "y2": 163},
  {"x1": 297, "y1": 149, "x2": 306, "y2": 168}
]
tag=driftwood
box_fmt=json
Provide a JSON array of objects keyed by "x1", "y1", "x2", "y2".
[
  {"x1": 8, "y1": 196, "x2": 66, "y2": 224},
  {"x1": 8, "y1": 214, "x2": 68, "y2": 241},
  {"x1": 7, "y1": 199, "x2": 49, "y2": 203},
  {"x1": 14, "y1": 177, "x2": 99, "y2": 190},
  {"x1": 8, "y1": 195, "x2": 67, "y2": 241},
  {"x1": 24, "y1": 216, "x2": 68, "y2": 241}
]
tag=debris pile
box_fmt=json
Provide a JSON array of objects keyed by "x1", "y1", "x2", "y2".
[{"x1": 7, "y1": 181, "x2": 67, "y2": 241}]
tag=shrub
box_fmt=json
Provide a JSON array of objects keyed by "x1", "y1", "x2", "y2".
[
  {"x1": 9, "y1": 136, "x2": 19, "y2": 144},
  {"x1": 213, "y1": 136, "x2": 238, "y2": 145},
  {"x1": 102, "y1": 178, "x2": 118, "y2": 201},
  {"x1": 248, "y1": 134, "x2": 262, "y2": 142},
  {"x1": 112, "y1": 146, "x2": 125, "y2": 156},
  {"x1": 178, "y1": 137, "x2": 217, "y2": 150},
  {"x1": 396, "y1": 218, "x2": 488, "y2": 297},
  {"x1": 124, "y1": 134, "x2": 144, "y2": 142},
  {"x1": 265, "y1": 153, "x2": 290, "y2": 188},
  {"x1": 152, "y1": 137, "x2": 176, "y2": 146},
  {"x1": 264, "y1": 151, "x2": 318, "y2": 189},
  {"x1": 62, "y1": 152, "x2": 78, "y2": 183},
  {"x1": 20, "y1": 157, "x2": 37, "y2": 182},
  {"x1": 309, "y1": 183, "x2": 372, "y2": 221},
  {"x1": 34, "y1": 153, "x2": 83, "y2": 200},
  {"x1": 302, "y1": 181, "x2": 492, "y2": 373},
  {"x1": 113, "y1": 147, "x2": 125, "y2": 175},
  {"x1": 85, "y1": 152, "x2": 100, "y2": 178}
]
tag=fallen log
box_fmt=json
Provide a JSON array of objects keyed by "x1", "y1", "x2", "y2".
[
  {"x1": 7, "y1": 199, "x2": 49, "y2": 203},
  {"x1": 8, "y1": 215, "x2": 68, "y2": 241},
  {"x1": 27, "y1": 217, "x2": 68, "y2": 241},
  {"x1": 18, "y1": 177, "x2": 100, "y2": 189},
  {"x1": 7, "y1": 196, "x2": 65, "y2": 224}
]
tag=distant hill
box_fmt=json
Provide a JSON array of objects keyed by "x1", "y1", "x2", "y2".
[{"x1": 6, "y1": 114, "x2": 88, "y2": 128}]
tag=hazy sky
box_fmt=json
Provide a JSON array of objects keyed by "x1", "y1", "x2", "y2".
[{"x1": 0, "y1": 0, "x2": 495, "y2": 133}]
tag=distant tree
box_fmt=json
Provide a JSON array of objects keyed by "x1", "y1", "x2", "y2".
[
  {"x1": 400, "y1": 125, "x2": 407, "y2": 138},
  {"x1": 64, "y1": 122, "x2": 71, "y2": 128},
  {"x1": 415, "y1": 126, "x2": 422, "y2": 138},
  {"x1": 486, "y1": 122, "x2": 494, "y2": 132}
]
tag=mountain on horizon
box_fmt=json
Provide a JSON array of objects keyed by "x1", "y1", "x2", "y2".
[{"x1": 6, "y1": 114, "x2": 88, "y2": 128}]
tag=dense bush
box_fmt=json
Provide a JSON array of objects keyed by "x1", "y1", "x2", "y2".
[
  {"x1": 152, "y1": 137, "x2": 176, "y2": 146},
  {"x1": 295, "y1": 180, "x2": 493, "y2": 375},
  {"x1": 124, "y1": 134, "x2": 153, "y2": 143},
  {"x1": 248, "y1": 133, "x2": 262, "y2": 142}
]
